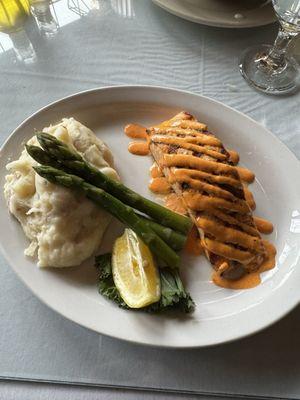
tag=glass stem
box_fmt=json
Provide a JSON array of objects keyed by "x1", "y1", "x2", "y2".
[{"x1": 259, "y1": 26, "x2": 295, "y2": 74}]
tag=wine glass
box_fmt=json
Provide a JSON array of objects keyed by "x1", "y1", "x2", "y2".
[{"x1": 239, "y1": 0, "x2": 300, "y2": 94}]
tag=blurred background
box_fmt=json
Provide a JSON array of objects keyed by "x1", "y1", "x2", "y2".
[
  {"x1": 0, "y1": 0, "x2": 299, "y2": 152},
  {"x1": 0, "y1": 0, "x2": 138, "y2": 62}
]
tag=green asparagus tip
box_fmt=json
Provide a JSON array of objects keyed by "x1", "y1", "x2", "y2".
[
  {"x1": 33, "y1": 165, "x2": 180, "y2": 268},
  {"x1": 34, "y1": 165, "x2": 65, "y2": 180},
  {"x1": 37, "y1": 132, "x2": 81, "y2": 162},
  {"x1": 35, "y1": 131, "x2": 192, "y2": 235},
  {"x1": 36, "y1": 131, "x2": 55, "y2": 143},
  {"x1": 26, "y1": 144, "x2": 55, "y2": 165},
  {"x1": 33, "y1": 164, "x2": 57, "y2": 178}
]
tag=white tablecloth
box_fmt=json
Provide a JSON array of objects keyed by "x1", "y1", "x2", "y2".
[{"x1": 0, "y1": 0, "x2": 299, "y2": 398}]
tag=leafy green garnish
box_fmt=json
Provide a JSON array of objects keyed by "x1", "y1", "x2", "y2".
[
  {"x1": 96, "y1": 253, "x2": 128, "y2": 309},
  {"x1": 95, "y1": 253, "x2": 195, "y2": 313},
  {"x1": 149, "y1": 268, "x2": 195, "y2": 313}
]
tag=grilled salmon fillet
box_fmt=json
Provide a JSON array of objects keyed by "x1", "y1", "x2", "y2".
[{"x1": 148, "y1": 112, "x2": 266, "y2": 280}]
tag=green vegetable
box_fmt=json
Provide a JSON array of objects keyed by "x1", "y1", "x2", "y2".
[
  {"x1": 96, "y1": 253, "x2": 128, "y2": 309},
  {"x1": 34, "y1": 165, "x2": 180, "y2": 268},
  {"x1": 138, "y1": 214, "x2": 186, "y2": 251},
  {"x1": 26, "y1": 144, "x2": 187, "y2": 251},
  {"x1": 95, "y1": 253, "x2": 195, "y2": 313},
  {"x1": 150, "y1": 268, "x2": 195, "y2": 313},
  {"x1": 33, "y1": 132, "x2": 192, "y2": 234}
]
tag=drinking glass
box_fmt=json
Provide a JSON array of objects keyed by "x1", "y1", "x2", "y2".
[
  {"x1": 0, "y1": 0, "x2": 36, "y2": 63},
  {"x1": 30, "y1": 0, "x2": 58, "y2": 37},
  {"x1": 239, "y1": 0, "x2": 300, "y2": 94}
]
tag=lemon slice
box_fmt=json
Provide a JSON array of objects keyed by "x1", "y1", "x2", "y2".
[{"x1": 112, "y1": 229, "x2": 161, "y2": 308}]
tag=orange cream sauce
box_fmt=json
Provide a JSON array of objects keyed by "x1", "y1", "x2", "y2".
[
  {"x1": 212, "y1": 240, "x2": 276, "y2": 289},
  {"x1": 128, "y1": 142, "x2": 149, "y2": 156},
  {"x1": 125, "y1": 124, "x2": 150, "y2": 156},
  {"x1": 125, "y1": 123, "x2": 147, "y2": 139},
  {"x1": 164, "y1": 193, "x2": 187, "y2": 215},
  {"x1": 148, "y1": 163, "x2": 171, "y2": 194},
  {"x1": 243, "y1": 185, "x2": 256, "y2": 210},
  {"x1": 149, "y1": 177, "x2": 171, "y2": 194},
  {"x1": 254, "y1": 217, "x2": 274, "y2": 235},
  {"x1": 146, "y1": 157, "x2": 274, "y2": 289},
  {"x1": 150, "y1": 163, "x2": 163, "y2": 178},
  {"x1": 184, "y1": 225, "x2": 203, "y2": 256},
  {"x1": 125, "y1": 122, "x2": 276, "y2": 290},
  {"x1": 236, "y1": 166, "x2": 255, "y2": 183},
  {"x1": 163, "y1": 154, "x2": 236, "y2": 176},
  {"x1": 151, "y1": 136, "x2": 227, "y2": 161},
  {"x1": 228, "y1": 149, "x2": 239, "y2": 165},
  {"x1": 149, "y1": 163, "x2": 187, "y2": 213}
]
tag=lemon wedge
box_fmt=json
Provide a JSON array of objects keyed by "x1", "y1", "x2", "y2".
[{"x1": 112, "y1": 229, "x2": 161, "y2": 308}]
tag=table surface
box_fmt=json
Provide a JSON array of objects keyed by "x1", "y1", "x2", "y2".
[{"x1": 0, "y1": 0, "x2": 299, "y2": 398}]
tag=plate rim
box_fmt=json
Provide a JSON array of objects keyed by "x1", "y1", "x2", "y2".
[
  {"x1": 0, "y1": 85, "x2": 299, "y2": 348},
  {"x1": 152, "y1": 0, "x2": 276, "y2": 28}
]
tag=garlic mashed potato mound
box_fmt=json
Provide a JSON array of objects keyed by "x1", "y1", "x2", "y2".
[{"x1": 4, "y1": 118, "x2": 119, "y2": 268}]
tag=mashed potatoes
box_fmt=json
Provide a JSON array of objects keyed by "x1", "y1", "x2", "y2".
[{"x1": 4, "y1": 118, "x2": 119, "y2": 268}]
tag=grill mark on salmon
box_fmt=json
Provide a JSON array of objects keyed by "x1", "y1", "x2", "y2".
[{"x1": 148, "y1": 111, "x2": 267, "y2": 280}]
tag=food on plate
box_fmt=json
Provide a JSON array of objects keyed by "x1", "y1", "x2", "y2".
[
  {"x1": 34, "y1": 164, "x2": 181, "y2": 268},
  {"x1": 24, "y1": 130, "x2": 194, "y2": 312},
  {"x1": 148, "y1": 111, "x2": 268, "y2": 280},
  {"x1": 96, "y1": 248, "x2": 195, "y2": 313},
  {"x1": 4, "y1": 118, "x2": 119, "y2": 267},
  {"x1": 125, "y1": 111, "x2": 276, "y2": 289},
  {"x1": 112, "y1": 228, "x2": 161, "y2": 308},
  {"x1": 27, "y1": 132, "x2": 192, "y2": 266},
  {"x1": 27, "y1": 138, "x2": 188, "y2": 253},
  {"x1": 4, "y1": 108, "x2": 277, "y2": 316},
  {"x1": 30, "y1": 132, "x2": 192, "y2": 235}
]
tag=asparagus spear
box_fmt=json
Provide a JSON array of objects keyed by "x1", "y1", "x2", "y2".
[
  {"x1": 138, "y1": 215, "x2": 186, "y2": 251},
  {"x1": 26, "y1": 145, "x2": 187, "y2": 251},
  {"x1": 34, "y1": 132, "x2": 192, "y2": 234},
  {"x1": 34, "y1": 165, "x2": 180, "y2": 268}
]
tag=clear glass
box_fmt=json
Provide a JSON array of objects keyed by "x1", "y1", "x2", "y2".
[
  {"x1": 9, "y1": 28, "x2": 36, "y2": 62},
  {"x1": 0, "y1": 0, "x2": 36, "y2": 63},
  {"x1": 30, "y1": 0, "x2": 58, "y2": 37},
  {"x1": 239, "y1": 0, "x2": 300, "y2": 94}
]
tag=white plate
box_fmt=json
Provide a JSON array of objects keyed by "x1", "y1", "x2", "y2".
[
  {"x1": 152, "y1": 0, "x2": 276, "y2": 28},
  {"x1": 0, "y1": 86, "x2": 299, "y2": 348}
]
